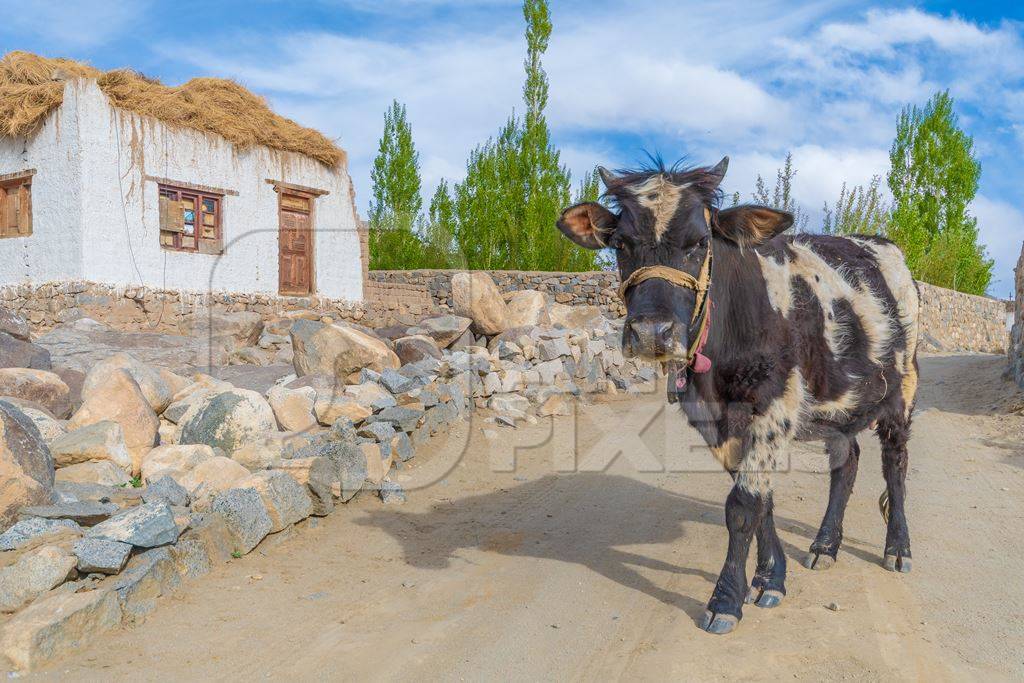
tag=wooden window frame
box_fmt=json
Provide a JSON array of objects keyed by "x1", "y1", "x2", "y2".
[
  {"x1": 0, "y1": 171, "x2": 34, "y2": 239},
  {"x1": 158, "y1": 183, "x2": 224, "y2": 254}
]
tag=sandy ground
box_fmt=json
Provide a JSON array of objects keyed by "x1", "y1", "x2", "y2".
[{"x1": 28, "y1": 354, "x2": 1024, "y2": 681}]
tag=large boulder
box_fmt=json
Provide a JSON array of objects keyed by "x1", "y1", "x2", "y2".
[
  {"x1": 548, "y1": 303, "x2": 604, "y2": 330},
  {"x1": 505, "y1": 290, "x2": 550, "y2": 328},
  {"x1": 54, "y1": 461, "x2": 131, "y2": 487},
  {"x1": 0, "y1": 306, "x2": 30, "y2": 342},
  {"x1": 290, "y1": 320, "x2": 399, "y2": 379},
  {"x1": 178, "y1": 389, "x2": 275, "y2": 456},
  {"x1": 189, "y1": 311, "x2": 264, "y2": 348},
  {"x1": 140, "y1": 444, "x2": 214, "y2": 484},
  {"x1": 0, "y1": 333, "x2": 50, "y2": 370},
  {"x1": 48, "y1": 422, "x2": 133, "y2": 473},
  {"x1": 406, "y1": 315, "x2": 472, "y2": 349},
  {"x1": 0, "y1": 369, "x2": 70, "y2": 418},
  {"x1": 17, "y1": 407, "x2": 66, "y2": 443},
  {"x1": 393, "y1": 335, "x2": 442, "y2": 365},
  {"x1": 245, "y1": 470, "x2": 312, "y2": 533},
  {"x1": 178, "y1": 456, "x2": 252, "y2": 498},
  {"x1": 67, "y1": 369, "x2": 158, "y2": 476},
  {"x1": 451, "y1": 273, "x2": 509, "y2": 336},
  {"x1": 0, "y1": 401, "x2": 55, "y2": 529},
  {"x1": 81, "y1": 353, "x2": 173, "y2": 414},
  {"x1": 266, "y1": 385, "x2": 317, "y2": 432},
  {"x1": 0, "y1": 546, "x2": 77, "y2": 613}
]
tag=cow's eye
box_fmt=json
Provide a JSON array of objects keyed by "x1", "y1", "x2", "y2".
[{"x1": 647, "y1": 193, "x2": 659, "y2": 201}]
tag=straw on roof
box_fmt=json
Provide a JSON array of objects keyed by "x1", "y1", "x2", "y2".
[{"x1": 0, "y1": 51, "x2": 344, "y2": 168}]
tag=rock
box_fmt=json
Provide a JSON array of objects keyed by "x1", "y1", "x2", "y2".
[
  {"x1": 359, "y1": 442, "x2": 393, "y2": 485},
  {"x1": 19, "y1": 502, "x2": 119, "y2": 527},
  {"x1": 345, "y1": 381, "x2": 397, "y2": 411},
  {"x1": 245, "y1": 471, "x2": 312, "y2": 532},
  {"x1": 67, "y1": 369, "x2": 158, "y2": 475},
  {"x1": 378, "y1": 480, "x2": 406, "y2": 504},
  {"x1": 140, "y1": 444, "x2": 214, "y2": 484},
  {"x1": 142, "y1": 476, "x2": 190, "y2": 508},
  {"x1": 505, "y1": 290, "x2": 550, "y2": 327},
  {"x1": 88, "y1": 503, "x2": 179, "y2": 548},
  {"x1": 266, "y1": 385, "x2": 317, "y2": 432},
  {"x1": 0, "y1": 400, "x2": 55, "y2": 529},
  {"x1": 358, "y1": 421, "x2": 396, "y2": 442},
  {"x1": 18, "y1": 406, "x2": 66, "y2": 443},
  {"x1": 393, "y1": 432, "x2": 414, "y2": 462},
  {"x1": 52, "y1": 481, "x2": 144, "y2": 508},
  {"x1": 311, "y1": 441, "x2": 368, "y2": 502},
  {"x1": 178, "y1": 389, "x2": 276, "y2": 456},
  {"x1": 548, "y1": 303, "x2": 603, "y2": 330},
  {"x1": 72, "y1": 538, "x2": 132, "y2": 575},
  {"x1": 171, "y1": 513, "x2": 234, "y2": 578},
  {"x1": 0, "y1": 518, "x2": 82, "y2": 551},
  {"x1": 48, "y1": 421, "x2": 132, "y2": 472},
  {"x1": 379, "y1": 368, "x2": 416, "y2": 394},
  {"x1": 55, "y1": 461, "x2": 131, "y2": 487},
  {"x1": 0, "y1": 332, "x2": 51, "y2": 370},
  {"x1": 313, "y1": 393, "x2": 372, "y2": 426},
  {"x1": 271, "y1": 457, "x2": 336, "y2": 516},
  {"x1": 393, "y1": 335, "x2": 442, "y2": 365},
  {"x1": 538, "y1": 338, "x2": 573, "y2": 361},
  {"x1": 190, "y1": 311, "x2": 264, "y2": 348},
  {"x1": 290, "y1": 319, "x2": 399, "y2": 379},
  {"x1": 50, "y1": 367, "x2": 85, "y2": 413},
  {"x1": 0, "y1": 306, "x2": 30, "y2": 342},
  {"x1": 211, "y1": 488, "x2": 272, "y2": 554},
  {"x1": 0, "y1": 545, "x2": 78, "y2": 612},
  {"x1": 488, "y1": 393, "x2": 531, "y2": 415},
  {"x1": 81, "y1": 353, "x2": 173, "y2": 414},
  {"x1": 368, "y1": 406, "x2": 425, "y2": 433},
  {"x1": 0, "y1": 586, "x2": 122, "y2": 671},
  {"x1": 0, "y1": 368, "x2": 70, "y2": 418},
  {"x1": 451, "y1": 272, "x2": 509, "y2": 336},
  {"x1": 111, "y1": 546, "x2": 180, "y2": 623},
  {"x1": 178, "y1": 457, "x2": 251, "y2": 498},
  {"x1": 406, "y1": 315, "x2": 472, "y2": 349},
  {"x1": 449, "y1": 328, "x2": 476, "y2": 351},
  {"x1": 537, "y1": 391, "x2": 572, "y2": 417}
]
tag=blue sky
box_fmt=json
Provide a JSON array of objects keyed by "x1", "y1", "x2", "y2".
[{"x1": 1, "y1": 1, "x2": 1022, "y2": 295}]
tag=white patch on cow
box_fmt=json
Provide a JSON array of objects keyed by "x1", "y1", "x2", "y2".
[
  {"x1": 811, "y1": 388, "x2": 860, "y2": 420},
  {"x1": 629, "y1": 175, "x2": 688, "y2": 242},
  {"x1": 850, "y1": 237, "x2": 920, "y2": 375},
  {"x1": 756, "y1": 252, "x2": 792, "y2": 317},
  {"x1": 787, "y1": 241, "x2": 893, "y2": 365},
  {"x1": 737, "y1": 369, "x2": 805, "y2": 495}
]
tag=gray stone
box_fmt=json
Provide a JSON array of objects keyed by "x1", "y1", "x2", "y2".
[
  {"x1": 379, "y1": 368, "x2": 415, "y2": 394},
  {"x1": 0, "y1": 332, "x2": 51, "y2": 370},
  {"x1": 210, "y1": 488, "x2": 272, "y2": 554},
  {"x1": 315, "y1": 441, "x2": 368, "y2": 503},
  {"x1": 53, "y1": 481, "x2": 145, "y2": 507},
  {"x1": 19, "y1": 502, "x2": 119, "y2": 527},
  {"x1": 538, "y1": 338, "x2": 573, "y2": 361},
  {"x1": 270, "y1": 457, "x2": 335, "y2": 516},
  {"x1": 378, "y1": 480, "x2": 406, "y2": 505},
  {"x1": 246, "y1": 471, "x2": 312, "y2": 533},
  {"x1": 406, "y1": 315, "x2": 472, "y2": 348},
  {"x1": 0, "y1": 306, "x2": 30, "y2": 342},
  {"x1": 178, "y1": 389, "x2": 276, "y2": 456},
  {"x1": 0, "y1": 546, "x2": 77, "y2": 612},
  {"x1": 72, "y1": 538, "x2": 132, "y2": 575},
  {"x1": 0, "y1": 400, "x2": 55, "y2": 529},
  {"x1": 87, "y1": 503, "x2": 180, "y2": 548},
  {"x1": 0, "y1": 518, "x2": 82, "y2": 552},
  {"x1": 111, "y1": 546, "x2": 181, "y2": 623},
  {"x1": 358, "y1": 421, "x2": 396, "y2": 442},
  {"x1": 393, "y1": 432, "x2": 414, "y2": 462},
  {"x1": 142, "y1": 476, "x2": 190, "y2": 508},
  {"x1": 368, "y1": 406, "x2": 425, "y2": 432},
  {"x1": 393, "y1": 335, "x2": 442, "y2": 365}
]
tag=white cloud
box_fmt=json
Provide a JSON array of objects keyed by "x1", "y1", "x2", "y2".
[{"x1": 0, "y1": 0, "x2": 150, "y2": 48}]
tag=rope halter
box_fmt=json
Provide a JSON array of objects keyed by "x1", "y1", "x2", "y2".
[{"x1": 617, "y1": 241, "x2": 713, "y2": 375}]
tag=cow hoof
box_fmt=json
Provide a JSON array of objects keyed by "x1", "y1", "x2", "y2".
[
  {"x1": 883, "y1": 553, "x2": 912, "y2": 573},
  {"x1": 699, "y1": 611, "x2": 738, "y2": 635},
  {"x1": 803, "y1": 552, "x2": 835, "y2": 570},
  {"x1": 745, "y1": 586, "x2": 784, "y2": 608}
]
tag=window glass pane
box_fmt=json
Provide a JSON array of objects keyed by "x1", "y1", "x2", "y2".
[
  {"x1": 202, "y1": 198, "x2": 216, "y2": 213},
  {"x1": 183, "y1": 210, "x2": 195, "y2": 223},
  {"x1": 203, "y1": 213, "x2": 215, "y2": 227},
  {"x1": 184, "y1": 222, "x2": 195, "y2": 235},
  {"x1": 181, "y1": 197, "x2": 195, "y2": 210}
]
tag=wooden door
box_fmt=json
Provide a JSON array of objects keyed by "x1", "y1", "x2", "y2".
[{"x1": 278, "y1": 193, "x2": 314, "y2": 295}]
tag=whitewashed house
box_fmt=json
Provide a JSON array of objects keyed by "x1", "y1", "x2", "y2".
[{"x1": 0, "y1": 54, "x2": 364, "y2": 301}]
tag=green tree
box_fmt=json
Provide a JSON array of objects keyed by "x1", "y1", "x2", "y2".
[
  {"x1": 574, "y1": 167, "x2": 601, "y2": 204},
  {"x1": 451, "y1": 0, "x2": 600, "y2": 271},
  {"x1": 887, "y1": 90, "x2": 992, "y2": 294},
  {"x1": 422, "y1": 179, "x2": 459, "y2": 268},
  {"x1": 822, "y1": 175, "x2": 890, "y2": 236},
  {"x1": 752, "y1": 152, "x2": 810, "y2": 232},
  {"x1": 368, "y1": 100, "x2": 424, "y2": 269}
]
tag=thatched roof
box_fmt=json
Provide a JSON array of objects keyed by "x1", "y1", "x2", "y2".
[{"x1": 0, "y1": 51, "x2": 345, "y2": 168}]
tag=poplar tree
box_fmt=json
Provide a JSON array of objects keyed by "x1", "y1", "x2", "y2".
[
  {"x1": 822, "y1": 176, "x2": 890, "y2": 236},
  {"x1": 368, "y1": 100, "x2": 424, "y2": 269}
]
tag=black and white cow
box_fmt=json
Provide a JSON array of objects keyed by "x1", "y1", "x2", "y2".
[{"x1": 556, "y1": 157, "x2": 920, "y2": 635}]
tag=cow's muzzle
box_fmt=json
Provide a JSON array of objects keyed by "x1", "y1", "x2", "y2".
[{"x1": 623, "y1": 316, "x2": 687, "y2": 360}]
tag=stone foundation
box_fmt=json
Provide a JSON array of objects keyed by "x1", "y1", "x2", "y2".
[{"x1": 1010, "y1": 244, "x2": 1024, "y2": 387}]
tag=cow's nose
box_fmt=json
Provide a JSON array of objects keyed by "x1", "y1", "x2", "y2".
[{"x1": 624, "y1": 318, "x2": 674, "y2": 358}]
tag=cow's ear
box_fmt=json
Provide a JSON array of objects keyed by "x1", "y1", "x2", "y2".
[
  {"x1": 556, "y1": 202, "x2": 618, "y2": 250},
  {"x1": 713, "y1": 205, "x2": 793, "y2": 246}
]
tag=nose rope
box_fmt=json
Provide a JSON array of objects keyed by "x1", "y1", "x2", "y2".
[{"x1": 618, "y1": 243, "x2": 713, "y2": 376}]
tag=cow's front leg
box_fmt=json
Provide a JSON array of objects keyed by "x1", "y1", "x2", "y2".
[
  {"x1": 746, "y1": 495, "x2": 786, "y2": 608},
  {"x1": 701, "y1": 484, "x2": 766, "y2": 633}
]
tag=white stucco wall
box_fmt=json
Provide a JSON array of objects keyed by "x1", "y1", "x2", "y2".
[
  {"x1": 0, "y1": 83, "x2": 85, "y2": 287},
  {"x1": 2, "y1": 79, "x2": 363, "y2": 301}
]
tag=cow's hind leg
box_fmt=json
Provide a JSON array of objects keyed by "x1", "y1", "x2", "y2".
[
  {"x1": 746, "y1": 494, "x2": 786, "y2": 608},
  {"x1": 877, "y1": 415, "x2": 912, "y2": 572},
  {"x1": 804, "y1": 435, "x2": 860, "y2": 570}
]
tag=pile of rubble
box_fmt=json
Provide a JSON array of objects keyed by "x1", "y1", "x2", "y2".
[{"x1": 0, "y1": 272, "x2": 656, "y2": 670}]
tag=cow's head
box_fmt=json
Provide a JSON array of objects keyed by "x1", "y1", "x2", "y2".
[{"x1": 556, "y1": 157, "x2": 793, "y2": 361}]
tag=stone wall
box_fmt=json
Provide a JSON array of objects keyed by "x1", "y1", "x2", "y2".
[
  {"x1": 370, "y1": 270, "x2": 625, "y2": 318},
  {"x1": 371, "y1": 270, "x2": 1008, "y2": 355},
  {"x1": 1010, "y1": 244, "x2": 1024, "y2": 386}
]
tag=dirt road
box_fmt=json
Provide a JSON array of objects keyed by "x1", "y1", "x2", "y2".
[{"x1": 40, "y1": 354, "x2": 1024, "y2": 681}]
